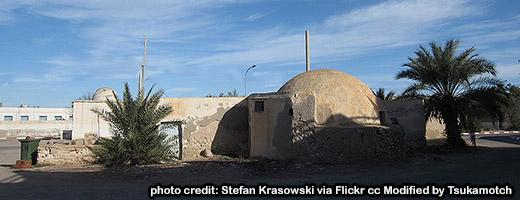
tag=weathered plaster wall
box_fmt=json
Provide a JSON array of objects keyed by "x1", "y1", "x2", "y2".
[
  {"x1": 384, "y1": 100, "x2": 426, "y2": 149},
  {"x1": 278, "y1": 69, "x2": 387, "y2": 126},
  {"x1": 71, "y1": 100, "x2": 111, "y2": 139},
  {"x1": 249, "y1": 92, "x2": 406, "y2": 163},
  {"x1": 0, "y1": 120, "x2": 72, "y2": 138},
  {"x1": 72, "y1": 98, "x2": 249, "y2": 160},
  {"x1": 161, "y1": 97, "x2": 248, "y2": 160},
  {"x1": 248, "y1": 93, "x2": 292, "y2": 158}
]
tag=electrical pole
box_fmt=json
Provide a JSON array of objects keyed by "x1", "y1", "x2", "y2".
[
  {"x1": 139, "y1": 36, "x2": 147, "y2": 94},
  {"x1": 305, "y1": 30, "x2": 310, "y2": 72}
]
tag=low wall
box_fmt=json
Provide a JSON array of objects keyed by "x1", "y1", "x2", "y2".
[
  {"x1": 0, "y1": 120, "x2": 72, "y2": 138},
  {"x1": 288, "y1": 125, "x2": 405, "y2": 163},
  {"x1": 37, "y1": 144, "x2": 96, "y2": 165}
]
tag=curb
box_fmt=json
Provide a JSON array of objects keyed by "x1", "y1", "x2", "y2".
[
  {"x1": 0, "y1": 136, "x2": 59, "y2": 140},
  {"x1": 462, "y1": 131, "x2": 519, "y2": 136}
]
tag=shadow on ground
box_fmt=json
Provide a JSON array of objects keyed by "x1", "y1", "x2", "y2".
[{"x1": 1, "y1": 144, "x2": 519, "y2": 199}]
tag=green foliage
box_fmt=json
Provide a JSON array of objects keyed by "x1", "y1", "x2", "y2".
[
  {"x1": 505, "y1": 84, "x2": 520, "y2": 130},
  {"x1": 374, "y1": 88, "x2": 396, "y2": 100},
  {"x1": 91, "y1": 83, "x2": 173, "y2": 166},
  {"x1": 396, "y1": 39, "x2": 503, "y2": 148},
  {"x1": 77, "y1": 91, "x2": 94, "y2": 100},
  {"x1": 205, "y1": 89, "x2": 241, "y2": 97}
]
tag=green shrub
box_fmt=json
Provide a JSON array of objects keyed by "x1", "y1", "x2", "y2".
[{"x1": 92, "y1": 83, "x2": 173, "y2": 166}]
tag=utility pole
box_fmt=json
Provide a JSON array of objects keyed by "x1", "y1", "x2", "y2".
[
  {"x1": 139, "y1": 36, "x2": 147, "y2": 94},
  {"x1": 305, "y1": 30, "x2": 310, "y2": 72}
]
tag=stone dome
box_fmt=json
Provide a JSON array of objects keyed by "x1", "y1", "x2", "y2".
[
  {"x1": 93, "y1": 87, "x2": 117, "y2": 102},
  {"x1": 278, "y1": 69, "x2": 385, "y2": 126}
]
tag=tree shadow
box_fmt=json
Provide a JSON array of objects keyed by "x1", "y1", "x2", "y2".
[{"x1": 210, "y1": 98, "x2": 249, "y2": 157}]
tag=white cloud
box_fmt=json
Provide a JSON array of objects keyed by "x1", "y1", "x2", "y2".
[
  {"x1": 181, "y1": 0, "x2": 484, "y2": 70},
  {"x1": 323, "y1": 0, "x2": 478, "y2": 28},
  {"x1": 245, "y1": 9, "x2": 275, "y2": 21},
  {"x1": 3, "y1": 0, "x2": 516, "y2": 89}
]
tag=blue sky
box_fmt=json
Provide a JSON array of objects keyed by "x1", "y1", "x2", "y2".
[{"x1": 0, "y1": 0, "x2": 519, "y2": 107}]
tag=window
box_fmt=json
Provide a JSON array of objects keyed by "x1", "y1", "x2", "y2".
[
  {"x1": 69, "y1": 115, "x2": 73, "y2": 120},
  {"x1": 254, "y1": 101, "x2": 264, "y2": 112},
  {"x1": 54, "y1": 116, "x2": 63, "y2": 120},
  {"x1": 160, "y1": 122, "x2": 180, "y2": 136},
  {"x1": 4, "y1": 116, "x2": 13, "y2": 121},
  {"x1": 21, "y1": 116, "x2": 29, "y2": 121},
  {"x1": 390, "y1": 117, "x2": 399, "y2": 125},
  {"x1": 39, "y1": 116, "x2": 47, "y2": 121}
]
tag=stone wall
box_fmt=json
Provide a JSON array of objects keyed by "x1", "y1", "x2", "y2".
[
  {"x1": 37, "y1": 144, "x2": 96, "y2": 165},
  {"x1": 292, "y1": 125, "x2": 405, "y2": 163}
]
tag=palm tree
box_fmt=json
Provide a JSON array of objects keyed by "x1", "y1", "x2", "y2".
[
  {"x1": 396, "y1": 39, "x2": 500, "y2": 147},
  {"x1": 92, "y1": 83, "x2": 174, "y2": 166},
  {"x1": 374, "y1": 88, "x2": 396, "y2": 100}
]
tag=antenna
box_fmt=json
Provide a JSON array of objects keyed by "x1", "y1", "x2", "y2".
[
  {"x1": 139, "y1": 36, "x2": 147, "y2": 94},
  {"x1": 305, "y1": 30, "x2": 310, "y2": 72}
]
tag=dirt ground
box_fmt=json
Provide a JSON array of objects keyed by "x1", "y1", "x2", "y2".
[{"x1": 1, "y1": 135, "x2": 519, "y2": 199}]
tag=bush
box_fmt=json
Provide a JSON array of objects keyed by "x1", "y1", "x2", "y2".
[{"x1": 92, "y1": 83, "x2": 173, "y2": 166}]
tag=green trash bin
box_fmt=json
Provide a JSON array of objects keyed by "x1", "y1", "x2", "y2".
[{"x1": 19, "y1": 138, "x2": 41, "y2": 164}]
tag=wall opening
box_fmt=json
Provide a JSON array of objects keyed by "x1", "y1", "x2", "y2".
[
  {"x1": 160, "y1": 121, "x2": 183, "y2": 159},
  {"x1": 379, "y1": 111, "x2": 386, "y2": 125},
  {"x1": 390, "y1": 117, "x2": 399, "y2": 125},
  {"x1": 254, "y1": 101, "x2": 264, "y2": 112}
]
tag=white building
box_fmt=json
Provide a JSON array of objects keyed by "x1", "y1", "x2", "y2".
[
  {"x1": 0, "y1": 106, "x2": 73, "y2": 139},
  {"x1": 0, "y1": 106, "x2": 73, "y2": 122}
]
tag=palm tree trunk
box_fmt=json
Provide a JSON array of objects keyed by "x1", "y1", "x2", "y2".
[{"x1": 443, "y1": 110, "x2": 465, "y2": 147}]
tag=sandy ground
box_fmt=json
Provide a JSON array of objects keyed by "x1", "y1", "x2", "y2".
[{"x1": 0, "y1": 135, "x2": 519, "y2": 199}]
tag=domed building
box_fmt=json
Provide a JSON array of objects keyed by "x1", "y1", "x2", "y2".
[
  {"x1": 248, "y1": 69, "x2": 425, "y2": 163},
  {"x1": 278, "y1": 69, "x2": 387, "y2": 126},
  {"x1": 93, "y1": 87, "x2": 118, "y2": 102}
]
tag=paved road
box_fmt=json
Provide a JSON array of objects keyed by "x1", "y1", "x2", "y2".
[
  {"x1": 0, "y1": 140, "x2": 21, "y2": 166},
  {"x1": 0, "y1": 135, "x2": 519, "y2": 199}
]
